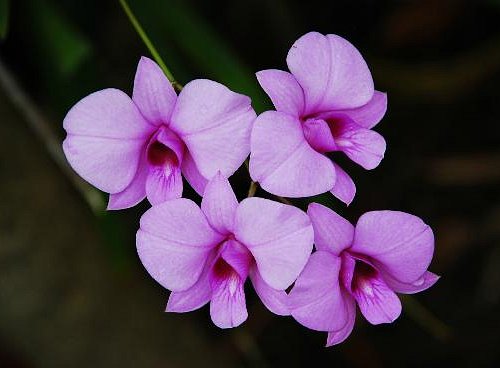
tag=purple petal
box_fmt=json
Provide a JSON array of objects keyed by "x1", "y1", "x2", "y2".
[
  {"x1": 335, "y1": 91, "x2": 387, "y2": 129},
  {"x1": 166, "y1": 251, "x2": 216, "y2": 313},
  {"x1": 132, "y1": 56, "x2": 177, "y2": 125},
  {"x1": 209, "y1": 266, "x2": 248, "y2": 329},
  {"x1": 250, "y1": 267, "x2": 289, "y2": 316},
  {"x1": 136, "y1": 198, "x2": 223, "y2": 292},
  {"x1": 170, "y1": 79, "x2": 256, "y2": 179},
  {"x1": 382, "y1": 271, "x2": 440, "y2": 294},
  {"x1": 107, "y1": 152, "x2": 148, "y2": 210},
  {"x1": 307, "y1": 203, "x2": 354, "y2": 255},
  {"x1": 218, "y1": 239, "x2": 253, "y2": 280},
  {"x1": 63, "y1": 89, "x2": 152, "y2": 193},
  {"x1": 326, "y1": 293, "x2": 356, "y2": 346},
  {"x1": 234, "y1": 197, "x2": 313, "y2": 290},
  {"x1": 302, "y1": 118, "x2": 336, "y2": 153},
  {"x1": 145, "y1": 166, "x2": 183, "y2": 205},
  {"x1": 352, "y1": 272, "x2": 402, "y2": 325},
  {"x1": 289, "y1": 251, "x2": 349, "y2": 331},
  {"x1": 256, "y1": 69, "x2": 304, "y2": 116},
  {"x1": 249, "y1": 111, "x2": 336, "y2": 197},
  {"x1": 144, "y1": 127, "x2": 185, "y2": 205},
  {"x1": 334, "y1": 119, "x2": 386, "y2": 170},
  {"x1": 181, "y1": 151, "x2": 208, "y2": 196},
  {"x1": 330, "y1": 163, "x2": 356, "y2": 205},
  {"x1": 286, "y1": 32, "x2": 374, "y2": 113},
  {"x1": 201, "y1": 172, "x2": 238, "y2": 235},
  {"x1": 352, "y1": 211, "x2": 435, "y2": 285}
]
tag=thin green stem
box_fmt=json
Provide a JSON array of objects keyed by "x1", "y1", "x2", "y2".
[{"x1": 119, "y1": 0, "x2": 182, "y2": 90}]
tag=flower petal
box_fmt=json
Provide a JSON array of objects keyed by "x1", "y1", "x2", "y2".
[
  {"x1": 181, "y1": 151, "x2": 208, "y2": 196},
  {"x1": 136, "y1": 198, "x2": 223, "y2": 292},
  {"x1": 302, "y1": 118, "x2": 336, "y2": 153},
  {"x1": 234, "y1": 197, "x2": 313, "y2": 290},
  {"x1": 201, "y1": 172, "x2": 238, "y2": 235},
  {"x1": 330, "y1": 163, "x2": 356, "y2": 205},
  {"x1": 63, "y1": 88, "x2": 152, "y2": 193},
  {"x1": 307, "y1": 203, "x2": 354, "y2": 255},
  {"x1": 289, "y1": 251, "x2": 349, "y2": 331},
  {"x1": 145, "y1": 166, "x2": 183, "y2": 205},
  {"x1": 352, "y1": 273, "x2": 402, "y2": 325},
  {"x1": 166, "y1": 251, "x2": 215, "y2": 313},
  {"x1": 107, "y1": 152, "x2": 148, "y2": 210},
  {"x1": 250, "y1": 267, "x2": 289, "y2": 316},
  {"x1": 286, "y1": 32, "x2": 374, "y2": 113},
  {"x1": 382, "y1": 271, "x2": 440, "y2": 294},
  {"x1": 256, "y1": 69, "x2": 304, "y2": 116},
  {"x1": 132, "y1": 56, "x2": 177, "y2": 125},
  {"x1": 325, "y1": 293, "x2": 356, "y2": 346},
  {"x1": 335, "y1": 91, "x2": 387, "y2": 129},
  {"x1": 209, "y1": 272, "x2": 248, "y2": 329},
  {"x1": 352, "y1": 211, "x2": 435, "y2": 285},
  {"x1": 249, "y1": 111, "x2": 335, "y2": 197},
  {"x1": 170, "y1": 79, "x2": 256, "y2": 179},
  {"x1": 334, "y1": 119, "x2": 386, "y2": 170}
]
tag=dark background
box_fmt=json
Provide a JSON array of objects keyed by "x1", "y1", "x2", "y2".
[{"x1": 1, "y1": 0, "x2": 499, "y2": 367}]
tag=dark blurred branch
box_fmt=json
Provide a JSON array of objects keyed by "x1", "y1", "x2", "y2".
[
  {"x1": 0, "y1": 58, "x2": 104, "y2": 213},
  {"x1": 374, "y1": 34, "x2": 500, "y2": 101},
  {"x1": 402, "y1": 295, "x2": 452, "y2": 342}
]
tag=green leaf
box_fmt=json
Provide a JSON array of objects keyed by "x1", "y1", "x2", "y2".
[
  {"x1": 28, "y1": 0, "x2": 91, "y2": 77},
  {"x1": 131, "y1": 0, "x2": 270, "y2": 112},
  {"x1": 0, "y1": 0, "x2": 9, "y2": 40}
]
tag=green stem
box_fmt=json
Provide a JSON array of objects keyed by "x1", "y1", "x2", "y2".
[{"x1": 118, "y1": 0, "x2": 182, "y2": 90}]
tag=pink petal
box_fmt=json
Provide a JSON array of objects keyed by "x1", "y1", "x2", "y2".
[
  {"x1": 218, "y1": 239, "x2": 253, "y2": 280},
  {"x1": 286, "y1": 32, "x2": 374, "y2": 113},
  {"x1": 334, "y1": 119, "x2": 386, "y2": 170},
  {"x1": 107, "y1": 152, "x2": 148, "y2": 210},
  {"x1": 256, "y1": 69, "x2": 304, "y2": 116},
  {"x1": 170, "y1": 79, "x2": 256, "y2": 179},
  {"x1": 144, "y1": 127, "x2": 185, "y2": 205},
  {"x1": 302, "y1": 118, "x2": 336, "y2": 153},
  {"x1": 181, "y1": 151, "x2": 208, "y2": 195},
  {"x1": 352, "y1": 211, "x2": 435, "y2": 285},
  {"x1": 249, "y1": 111, "x2": 336, "y2": 197},
  {"x1": 382, "y1": 271, "x2": 440, "y2": 294},
  {"x1": 209, "y1": 257, "x2": 248, "y2": 329},
  {"x1": 326, "y1": 293, "x2": 356, "y2": 346},
  {"x1": 289, "y1": 251, "x2": 350, "y2": 331},
  {"x1": 136, "y1": 198, "x2": 223, "y2": 292},
  {"x1": 250, "y1": 267, "x2": 289, "y2": 316},
  {"x1": 307, "y1": 203, "x2": 354, "y2": 255},
  {"x1": 201, "y1": 172, "x2": 238, "y2": 235},
  {"x1": 352, "y1": 272, "x2": 402, "y2": 325},
  {"x1": 234, "y1": 197, "x2": 313, "y2": 290},
  {"x1": 166, "y1": 251, "x2": 216, "y2": 313},
  {"x1": 63, "y1": 89, "x2": 152, "y2": 193},
  {"x1": 132, "y1": 56, "x2": 177, "y2": 125},
  {"x1": 335, "y1": 91, "x2": 387, "y2": 129},
  {"x1": 330, "y1": 163, "x2": 356, "y2": 205},
  {"x1": 145, "y1": 166, "x2": 183, "y2": 205}
]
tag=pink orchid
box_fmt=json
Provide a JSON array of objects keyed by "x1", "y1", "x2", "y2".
[
  {"x1": 250, "y1": 32, "x2": 387, "y2": 204},
  {"x1": 63, "y1": 57, "x2": 256, "y2": 209},
  {"x1": 289, "y1": 203, "x2": 438, "y2": 346},
  {"x1": 136, "y1": 173, "x2": 313, "y2": 328}
]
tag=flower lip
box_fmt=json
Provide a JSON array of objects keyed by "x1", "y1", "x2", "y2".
[
  {"x1": 147, "y1": 140, "x2": 179, "y2": 167},
  {"x1": 340, "y1": 251, "x2": 379, "y2": 295},
  {"x1": 145, "y1": 125, "x2": 184, "y2": 171}
]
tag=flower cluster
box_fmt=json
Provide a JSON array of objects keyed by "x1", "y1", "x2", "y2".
[{"x1": 63, "y1": 31, "x2": 438, "y2": 346}]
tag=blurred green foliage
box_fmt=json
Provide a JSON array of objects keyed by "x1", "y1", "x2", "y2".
[
  {"x1": 28, "y1": 0, "x2": 91, "y2": 77},
  {"x1": 128, "y1": 0, "x2": 269, "y2": 112},
  {"x1": 0, "y1": 0, "x2": 8, "y2": 39}
]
